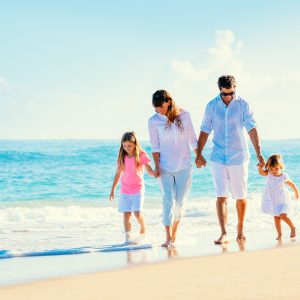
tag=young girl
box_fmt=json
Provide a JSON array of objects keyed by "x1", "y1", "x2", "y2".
[
  {"x1": 258, "y1": 154, "x2": 299, "y2": 240},
  {"x1": 110, "y1": 131, "x2": 154, "y2": 244}
]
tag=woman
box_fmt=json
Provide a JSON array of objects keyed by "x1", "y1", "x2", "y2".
[{"x1": 148, "y1": 90, "x2": 198, "y2": 247}]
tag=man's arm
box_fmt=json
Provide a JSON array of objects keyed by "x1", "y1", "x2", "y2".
[
  {"x1": 248, "y1": 128, "x2": 265, "y2": 165},
  {"x1": 195, "y1": 131, "x2": 209, "y2": 168}
]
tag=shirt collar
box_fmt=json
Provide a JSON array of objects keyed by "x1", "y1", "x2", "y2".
[{"x1": 217, "y1": 93, "x2": 238, "y2": 106}]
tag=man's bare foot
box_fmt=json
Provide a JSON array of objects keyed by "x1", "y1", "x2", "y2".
[
  {"x1": 276, "y1": 234, "x2": 282, "y2": 241},
  {"x1": 290, "y1": 227, "x2": 296, "y2": 239},
  {"x1": 161, "y1": 239, "x2": 171, "y2": 247},
  {"x1": 214, "y1": 234, "x2": 228, "y2": 244},
  {"x1": 167, "y1": 240, "x2": 176, "y2": 250}
]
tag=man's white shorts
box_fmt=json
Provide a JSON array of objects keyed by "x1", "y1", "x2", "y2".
[{"x1": 211, "y1": 161, "x2": 249, "y2": 199}]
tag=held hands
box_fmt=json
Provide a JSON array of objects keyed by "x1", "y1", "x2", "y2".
[
  {"x1": 153, "y1": 167, "x2": 161, "y2": 178},
  {"x1": 149, "y1": 169, "x2": 156, "y2": 177},
  {"x1": 256, "y1": 153, "x2": 266, "y2": 167},
  {"x1": 195, "y1": 154, "x2": 207, "y2": 169}
]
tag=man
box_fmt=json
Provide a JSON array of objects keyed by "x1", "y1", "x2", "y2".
[{"x1": 196, "y1": 75, "x2": 265, "y2": 244}]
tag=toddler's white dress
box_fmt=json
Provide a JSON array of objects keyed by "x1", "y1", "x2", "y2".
[{"x1": 261, "y1": 172, "x2": 291, "y2": 216}]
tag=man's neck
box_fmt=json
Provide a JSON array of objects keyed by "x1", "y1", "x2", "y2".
[{"x1": 222, "y1": 99, "x2": 232, "y2": 107}]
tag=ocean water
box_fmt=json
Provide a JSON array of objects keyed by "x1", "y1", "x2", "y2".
[{"x1": 0, "y1": 139, "x2": 300, "y2": 258}]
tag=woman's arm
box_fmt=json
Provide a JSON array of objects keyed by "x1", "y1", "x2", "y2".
[
  {"x1": 286, "y1": 180, "x2": 299, "y2": 199},
  {"x1": 185, "y1": 111, "x2": 198, "y2": 152},
  {"x1": 152, "y1": 152, "x2": 160, "y2": 177}
]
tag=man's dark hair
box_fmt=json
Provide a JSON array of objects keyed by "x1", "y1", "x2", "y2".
[{"x1": 217, "y1": 75, "x2": 236, "y2": 90}]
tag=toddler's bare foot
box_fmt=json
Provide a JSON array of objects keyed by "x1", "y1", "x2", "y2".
[
  {"x1": 290, "y1": 227, "x2": 296, "y2": 239},
  {"x1": 214, "y1": 234, "x2": 228, "y2": 245},
  {"x1": 276, "y1": 234, "x2": 282, "y2": 241}
]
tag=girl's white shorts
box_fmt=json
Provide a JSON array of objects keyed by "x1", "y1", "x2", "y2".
[{"x1": 118, "y1": 192, "x2": 144, "y2": 212}]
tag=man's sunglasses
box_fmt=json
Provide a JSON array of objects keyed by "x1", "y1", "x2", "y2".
[{"x1": 220, "y1": 91, "x2": 235, "y2": 97}]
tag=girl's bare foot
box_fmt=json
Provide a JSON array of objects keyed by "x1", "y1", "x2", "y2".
[
  {"x1": 290, "y1": 227, "x2": 296, "y2": 239},
  {"x1": 276, "y1": 234, "x2": 282, "y2": 241}
]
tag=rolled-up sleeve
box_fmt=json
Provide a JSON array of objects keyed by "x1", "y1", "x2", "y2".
[
  {"x1": 243, "y1": 102, "x2": 256, "y2": 132},
  {"x1": 185, "y1": 112, "x2": 198, "y2": 150},
  {"x1": 148, "y1": 118, "x2": 160, "y2": 152},
  {"x1": 200, "y1": 103, "x2": 213, "y2": 134}
]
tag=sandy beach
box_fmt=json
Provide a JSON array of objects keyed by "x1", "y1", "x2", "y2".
[{"x1": 1, "y1": 243, "x2": 300, "y2": 300}]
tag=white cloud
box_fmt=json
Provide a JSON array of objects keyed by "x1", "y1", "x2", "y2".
[
  {"x1": 171, "y1": 59, "x2": 212, "y2": 81},
  {"x1": 172, "y1": 30, "x2": 244, "y2": 81},
  {"x1": 168, "y1": 30, "x2": 300, "y2": 140},
  {"x1": 171, "y1": 29, "x2": 300, "y2": 89},
  {"x1": 208, "y1": 30, "x2": 243, "y2": 62}
]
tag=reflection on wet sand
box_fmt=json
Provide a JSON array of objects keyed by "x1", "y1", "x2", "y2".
[{"x1": 126, "y1": 250, "x2": 149, "y2": 265}]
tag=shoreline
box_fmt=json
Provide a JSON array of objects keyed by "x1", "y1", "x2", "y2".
[
  {"x1": 0, "y1": 228, "x2": 298, "y2": 287},
  {"x1": 1, "y1": 243, "x2": 300, "y2": 299}
]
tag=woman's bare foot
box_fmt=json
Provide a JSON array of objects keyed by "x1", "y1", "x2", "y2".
[
  {"x1": 290, "y1": 227, "x2": 296, "y2": 238},
  {"x1": 214, "y1": 234, "x2": 228, "y2": 244},
  {"x1": 276, "y1": 234, "x2": 282, "y2": 241},
  {"x1": 236, "y1": 225, "x2": 246, "y2": 242},
  {"x1": 236, "y1": 234, "x2": 246, "y2": 243}
]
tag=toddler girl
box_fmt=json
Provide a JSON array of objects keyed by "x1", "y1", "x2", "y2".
[{"x1": 258, "y1": 154, "x2": 299, "y2": 240}]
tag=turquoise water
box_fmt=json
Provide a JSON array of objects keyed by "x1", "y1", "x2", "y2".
[
  {"x1": 0, "y1": 139, "x2": 299, "y2": 202},
  {"x1": 0, "y1": 139, "x2": 299, "y2": 257}
]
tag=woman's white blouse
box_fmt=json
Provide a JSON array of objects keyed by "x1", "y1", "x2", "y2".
[{"x1": 148, "y1": 110, "x2": 198, "y2": 172}]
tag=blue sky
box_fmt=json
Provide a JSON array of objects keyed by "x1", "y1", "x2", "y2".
[{"x1": 0, "y1": 0, "x2": 299, "y2": 140}]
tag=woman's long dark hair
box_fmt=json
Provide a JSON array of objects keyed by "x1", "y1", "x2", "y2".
[{"x1": 152, "y1": 90, "x2": 183, "y2": 130}]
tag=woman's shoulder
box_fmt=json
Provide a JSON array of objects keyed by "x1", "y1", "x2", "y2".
[
  {"x1": 179, "y1": 109, "x2": 190, "y2": 117},
  {"x1": 148, "y1": 113, "x2": 165, "y2": 123},
  {"x1": 148, "y1": 113, "x2": 157, "y2": 122}
]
